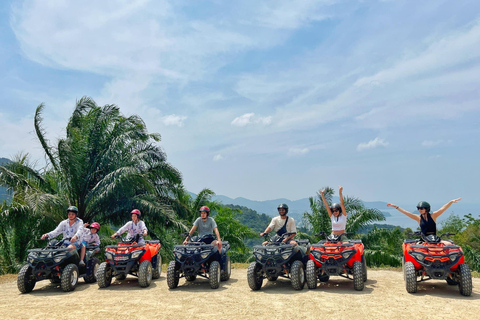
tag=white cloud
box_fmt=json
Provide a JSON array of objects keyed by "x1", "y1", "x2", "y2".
[
  {"x1": 231, "y1": 113, "x2": 254, "y2": 127},
  {"x1": 357, "y1": 137, "x2": 389, "y2": 151},
  {"x1": 257, "y1": 116, "x2": 272, "y2": 125},
  {"x1": 213, "y1": 154, "x2": 224, "y2": 161},
  {"x1": 162, "y1": 114, "x2": 186, "y2": 127},
  {"x1": 288, "y1": 147, "x2": 310, "y2": 156},
  {"x1": 231, "y1": 113, "x2": 272, "y2": 127},
  {"x1": 422, "y1": 140, "x2": 451, "y2": 148}
]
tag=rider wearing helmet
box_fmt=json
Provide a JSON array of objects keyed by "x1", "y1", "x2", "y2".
[
  {"x1": 111, "y1": 209, "x2": 148, "y2": 243},
  {"x1": 183, "y1": 206, "x2": 223, "y2": 252},
  {"x1": 41, "y1": 206, "x2": 84, "y2": 252},
  {"x1": 320, "y1": 186, "x2": 348, "y2": 236},
  {"x1": 79, "y1": 222, "x2": 101, "y2": 266},
  {"x1": 260, "y1": 203, "x2": 297, "y2": 245},
  {"x1": 387, "y1": 198, "x2": 462, "y2": 236}
]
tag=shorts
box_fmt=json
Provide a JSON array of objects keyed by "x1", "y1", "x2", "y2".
[{"x1": 64, "y1": 240, "x2": 82, "y2": 250}]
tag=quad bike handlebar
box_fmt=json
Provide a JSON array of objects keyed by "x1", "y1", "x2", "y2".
[{"x1": 261, "y1": 232, "x2": 296, "y2": 244}]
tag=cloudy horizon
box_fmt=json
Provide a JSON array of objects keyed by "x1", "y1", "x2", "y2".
[{"x1": 1, "y1": 1, "x2": 479, "y2": 207}]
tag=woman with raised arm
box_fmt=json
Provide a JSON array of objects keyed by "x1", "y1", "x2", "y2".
[
  {"x1": 320, "y1": 186, "x2": 348, "y2": 236},
  {"x1": 387, "y1": 198, "x2": 462, "y2": 236}
]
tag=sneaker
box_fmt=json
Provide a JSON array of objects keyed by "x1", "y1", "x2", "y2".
[{"x1": 79, "y1": 261, "x2": 85, "y2": 266}]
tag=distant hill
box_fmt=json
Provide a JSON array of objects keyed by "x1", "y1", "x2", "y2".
[{"x1": 213, "y1": 194, "x2": 391, "y2": 223}]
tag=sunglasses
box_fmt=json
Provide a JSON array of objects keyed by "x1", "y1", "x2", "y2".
[
  {"x1": 417, "y1": 207, "x2": 426, "y2": 210},
  {"x1": 332, "y1": 209, "x2": 340, "y2": 212}
]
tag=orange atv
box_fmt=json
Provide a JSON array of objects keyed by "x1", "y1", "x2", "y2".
[
  {"x1": 306, "y1": 232, "x2": 367, "y2": 291},
  {"x1": 403, "y1": 231, "x2": 472, "y2": 296},
  {"x1": 97, "y1": 234, "x2": 162, "y2": 288}
]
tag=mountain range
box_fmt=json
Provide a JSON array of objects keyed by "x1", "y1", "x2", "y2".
[{"x1": 212, "y1": 194, "x2": 391, "y2": 224}]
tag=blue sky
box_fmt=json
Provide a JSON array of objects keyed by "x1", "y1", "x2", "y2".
[{"x1": 1, "y1": 0, "x2": 479, "y2": 209}]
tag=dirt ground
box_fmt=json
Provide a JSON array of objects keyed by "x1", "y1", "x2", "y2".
[{"x1": 1, "y1": 267, "x2": 479, "y2": 320}]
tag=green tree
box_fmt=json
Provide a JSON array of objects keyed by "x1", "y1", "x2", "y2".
[
  {"x1": 362, "y1": 227, "x2": 404, "y2": 267},
  {"x1": 172, "y1": 187, "x2": 219, "y2": 225},
  {"x1": 0, "y1": 97, "x2": 184, "y2": 272}
]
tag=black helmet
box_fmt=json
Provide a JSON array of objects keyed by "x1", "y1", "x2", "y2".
[
  {"x1": 417, "y1": 201, "x2": 431, "y2": 213},
  {"x1": 67, "y1": 206, "x2": 78, "y2": 214},
  {"x1": 330, "y1": 203, "x2": 342, "y2": 213},
  {"x1": 277, "y1": 203, "x2": 289, "y2": 213}
]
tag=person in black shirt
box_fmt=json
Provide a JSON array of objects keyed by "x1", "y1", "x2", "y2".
[{"x1": 387, "y1": 198, "x2": 461, "y2": 235}]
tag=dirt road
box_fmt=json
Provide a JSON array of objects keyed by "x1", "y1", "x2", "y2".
[{"x1": 1, "y1": 268, "x2": 479, "y2": 320}]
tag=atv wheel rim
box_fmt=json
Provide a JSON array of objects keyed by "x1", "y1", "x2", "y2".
[
  {"x1": 300, "y1": 269, "x2": 305, "y2": 284},
  {"x1": 217, "y1": 266, "x2": 221, "y2": 283},
  {"x1": 147, "y1": 264, "x2": 152, "y2": 282},
  {"x1": 227, "y1": 259, "x2": 231, "y2": 276},
  {"x1": 93, "y1": 264, "x2": 99, "y2": 279},
  {"x1": 71, "y1": 270, "x2": 78, "y2": 286}
]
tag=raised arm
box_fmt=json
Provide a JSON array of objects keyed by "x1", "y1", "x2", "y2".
[
  {"x1": 320, "y1": 189, "x2": 333, "y2": 218},
  {"x1": 387, "y1": 203, "x2": 420, "y2": 224},
  {"x1": 339, "y1": 186, "x2": 347, "y2": 216},
  {"x1": 432, "y1": 198, "x2": 462, "y2": 221}
]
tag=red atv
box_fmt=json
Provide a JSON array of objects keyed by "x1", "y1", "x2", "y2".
[
  {"x1": 403, "y1": 232, "x2": 472, "y2": 296},
  {"x1": 97, "y1": 234, "x2": 162, "y2": 288},
  {"x1": 306, "y1": 232, "x2": 367, "y2": 291}
]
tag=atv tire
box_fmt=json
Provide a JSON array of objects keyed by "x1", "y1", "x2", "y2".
[
  {"x1": 97, "y1": 262, "x2": 113, "y2": 288},
  {"x1": 353, "y1": 260, "x2": 364, "y2": 291},
  {"x1": 167, "y1": 261, "x2": 179, "y2": 289},
  {"x1": 458, "y1": 263, "x2": 472, "y2": 296},
  {"x1": 306, "y1": 260, "x2": 317, "y2": 289},
  {"x1": 291, "y1": 260, "x2": 305, "y2": 290},
  {"x1": 138, "y1": 260, "x2": 153, "y2": 288},
  {"x1": 209, "y1": 261, "x2": 221, "y2": 289},
  {"x1": 361, "y1": 255, "x2": 367, "y2": 282},
  {"x1": 152, "y1": 254, "x2": 162, "y2": 279},
  {"x1": 61, "y1": 263, "x2": 79, "y2": 292},
  {"x1": 247, "y1": 262, "x2": 263, "y2": 291},
  {"x1": 185, "y1": 275, "x2": 197, "y2": 281},
  {"x1": 17, "y1": 265, "x2": 36, "y2": 293},
  {"x1": 84, "y1": 258, "x2": 99, "y2": 283},
  {"x1": 405, "y1": 261, "x2": 417, "y2": 293},
  {"x1": 220, "y1": 256, "x2": 231, "y2": 281}
]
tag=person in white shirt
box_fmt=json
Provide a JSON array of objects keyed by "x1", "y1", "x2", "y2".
[
  {"x1": 79, "y1": 222, "x2": 101, "y2": 265},
  {"x1": 260, "y1": 203, "x2": 297, "y2": 245},
  {"x1": 41, "y1": 206, "x2": 84, "y2": 254},
  {"x1": 111, "y1": 209, "x2": 148, "y2": 243},
  {"x1": 320, "y1": 186, "x2": 347, "y2": 236}
]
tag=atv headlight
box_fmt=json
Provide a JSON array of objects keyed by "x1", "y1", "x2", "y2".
[
  {"x1": 342, "y1": 252, "x2": 353, "y2": 260},
  {"x1": 200, "y1": 251, "x2": 210, "y2": 259},
  {"x1": 281, "y1": 250, "x2": 293, "y2": 260},
  {"x1": 105, "y1": 252, "x2": 114, "y2": 260},
  {"x1": 131, "y1": 250, "x2": 143, "y2": 259},
  {"x1": 53, "y1": 254, "x2": 67, "y2": 263},
  {"x1": 312, "y1": 251, "x2": 322, "y2": 261},
  {"x1": 175, "y1": 252, "x2": 183, "y2": 259},
  {"x1": 449, "y1": 253, "x2": 460, "y2": 261},
  {"x1": 254, "y1": 252, "x2": 263, "y2": 260},
  {"x1": 411, "y1": 253, "x2": 424, "y2": 261}
]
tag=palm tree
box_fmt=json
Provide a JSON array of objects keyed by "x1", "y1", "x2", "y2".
[
  {"x1": 303, "y1": 186, "x2": 386, "y2": 236},
  {"x1": 172, "y1": 187, "x2": 220, "y2": 225},
  {"x1": 0, "y1": 97, "x2": 185, "y2": 271}
]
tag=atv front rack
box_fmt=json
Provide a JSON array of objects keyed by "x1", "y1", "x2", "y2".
[{"x1": 106, "y1": 244, "x2": 145, "y2": 249}]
